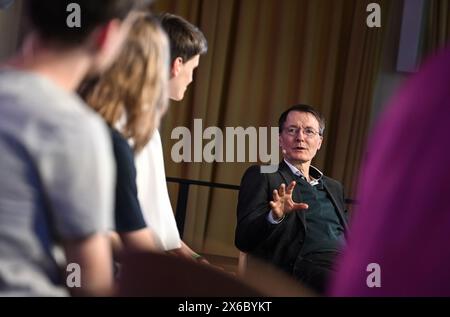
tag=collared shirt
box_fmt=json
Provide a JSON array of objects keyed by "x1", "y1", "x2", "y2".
[
  {"x1": 267, "y1": 160, "x2": 324, "y2": 224},
  {"x1": 283, "y1": 159, "x2": 323, "y2": 187}
]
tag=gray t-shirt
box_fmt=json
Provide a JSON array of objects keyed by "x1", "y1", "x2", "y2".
[{"x1": 0, "y1": 70, "x2": 115, "y2": 296}]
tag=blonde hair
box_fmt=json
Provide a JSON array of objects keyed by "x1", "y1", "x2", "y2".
[{"x1": 80, "y1": 14, "x2": 169, "y2": 153}]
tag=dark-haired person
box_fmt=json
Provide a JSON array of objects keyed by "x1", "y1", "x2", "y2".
[
  {"x1": 0, "y1": 0, "x2": 149, "y2": 296},
  {"x1": 235, "y1": 105, "x2": 349, "y2": 294},
  {"x1": 134, "y1": 13, "x2": 208, "y2": 262}
]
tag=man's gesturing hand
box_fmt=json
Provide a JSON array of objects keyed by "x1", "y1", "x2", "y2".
[{"x1": 269, "y1": 181, "x2": 309, "y2": 221}]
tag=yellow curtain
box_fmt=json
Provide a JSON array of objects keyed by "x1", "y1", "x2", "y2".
[
  {"x1": 152, "y1": 0, "x2": 390, "y2": 257},
  {"x1": 424, "y1": 0, "x2": 450, "y2": 57}
]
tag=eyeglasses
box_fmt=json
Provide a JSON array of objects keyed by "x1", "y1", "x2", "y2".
[{"x1": 283, "y1": 127, "x2": 321, "y2": 138}]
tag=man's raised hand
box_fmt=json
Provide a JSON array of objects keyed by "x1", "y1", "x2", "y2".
[{"x1": 269, "y1": 181, "x2": 309, "y2": 221}]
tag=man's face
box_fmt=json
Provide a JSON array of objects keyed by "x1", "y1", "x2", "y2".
[
  {"x1": 169, "y1": 54, "x2": 200, "y2": 101},
  {"x1": 279, "y1": 111, "x2": 323, "y2": 165}
]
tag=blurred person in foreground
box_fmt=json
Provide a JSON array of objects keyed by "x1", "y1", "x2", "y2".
[
  {"x1": 0, "y1": 0, "x2": 149, "y2": 296},
  {"x1": 330, "y1": 46, "x2": 450, "y2": 296}
]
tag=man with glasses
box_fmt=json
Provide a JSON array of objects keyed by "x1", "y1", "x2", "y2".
[{"x1": 235, "y1": 104, "x2": 348, "y2": 294}]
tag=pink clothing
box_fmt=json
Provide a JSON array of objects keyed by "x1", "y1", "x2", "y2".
[{"x1": 330, "y1": 46, "x2": 450, "y2": 296}]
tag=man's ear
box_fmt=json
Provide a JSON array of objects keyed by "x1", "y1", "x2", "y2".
[
  {"x1": 170, "y1": 57, "x2": 183, "y2": 78},
  {"x1": 317, "y1": 136, "x2": 323, "y2": 150},
  {"x1": 279, "y1": 134, "x2": 286, "y2": 154}
]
